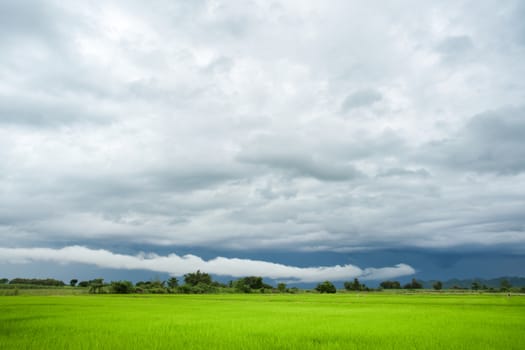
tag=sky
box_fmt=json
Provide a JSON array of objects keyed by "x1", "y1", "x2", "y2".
[{"x1": 1, "y1": 0, "x2": 524, "y2": 285}]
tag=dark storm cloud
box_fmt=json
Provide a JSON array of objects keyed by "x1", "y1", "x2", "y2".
[{"x1": 420, "y1": 107, "x2": 525, "y2": 174}]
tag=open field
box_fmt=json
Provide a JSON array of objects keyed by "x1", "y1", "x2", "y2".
[{"x1": 1, "y1": 293, "x2": 524, "y2": 349}]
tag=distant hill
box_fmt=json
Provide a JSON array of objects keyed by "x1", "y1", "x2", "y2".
[{"x1": 421, "y1": 276, "x2": 525, "y2": 289}]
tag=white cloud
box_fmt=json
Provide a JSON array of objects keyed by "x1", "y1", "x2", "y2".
[
  {"x1": 0, "y1": 246, "x2": 415, "y2": 283},
  {"x1": 0, "y1": 0, "x2": 524, "y2": 257}
]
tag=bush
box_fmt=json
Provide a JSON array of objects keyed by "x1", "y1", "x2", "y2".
[
  {"x1": 380, "y1": 280, "x2": 401, "y2": 289},
  {"x1": 232, "y1": 276, "x2": 272, "y2": 293},
  {"x1": 316, "y1": 281, "x2": 336, "y2": 293},
  {"x1": 88, "y1": 279, "x2": 105, "y2": 294},
  {"x1": 8, "y1": 278, "x2": 65, "y2": 286},
  {"x1": 110, "y1": 281, "x2": 134, "y2": 294},
  {"x1": 344, "y1": 278, "x2": 367, "y2": 291},
  {"x1": 149, "y1": 287, "x2": 167, "y2": 294},
  {"x1": 184, "y1": 271, "x2": 212, "y2": 286},
  {"x1": 167, "y1": 277, "x2": 179, "y2": 288},
  {"x1": 178, "y1": 282, "x2": 217, "y2": 294}
]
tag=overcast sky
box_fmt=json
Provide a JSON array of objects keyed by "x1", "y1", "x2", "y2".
[{"x1": 1, "y1": 0, "x2": 524, "y2": 283}]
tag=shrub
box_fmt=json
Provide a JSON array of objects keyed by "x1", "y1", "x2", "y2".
[
  {"x1": 110, "y1": 281, "x2": 134, "y2": 294},
  {"x1": 380, "y1": 280, "x2": 401, "y2": 289},
  {"x1": 316, "y1": 281, "x2": 336, "y2": 293}
]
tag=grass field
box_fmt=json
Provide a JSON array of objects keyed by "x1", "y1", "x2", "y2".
[{"x1": 1, "y1": 293, "x2": 524, "y2": 349}]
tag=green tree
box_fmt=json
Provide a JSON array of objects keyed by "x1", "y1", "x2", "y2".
[
  {"x1": 88, "y1": 278, "x2": 105, "y2": 294},
  {"x1": 316, "y1": 281, "x2": 336, "y2": 293},
  {"x1": 178, "y1": 282, "x2": 217, "y2": 294},
  {"x1": 110, "y1": 280, "x2": 134, "y2": 294},
  {"x1": 167, "y1": 277, "x2": 179, "y2": 288},
  {"x1": 135, "y1": 279, "x2": 167, "y2": 293},
  {"x1": 471, "y1": 281, "x2": 480, "y2": 291},
  {"x1": 234, "y1": 276, "x2": 264, "y2": 291},
  {"x1": 78, "y1": 281, "x2": 89, "y2": 287},
  {"x1": 277, "y1": 283, "x2": 287, "y2": 293},
  {"x1": 184, "y1": 270, "x2": 212, "y2": 286},
  {"x1": 404, "y1": 278, "x2": 423, "y2": 289},
  {"x1": 500, "y1": 279, "x2": 512, "y2": 292},
  {"x1": 233, "y1": 279, "x2": 252, "y2": 293},
  {"x1": 70, "y1": 279, "x2": 78, "y2": 287},
  {"x1": 380, "y1": 280, "x2": 401, "y2": 289},
  {"x1": 433, "y1": 281, "x2": 443, "y2": 290},
  {"x1": 0, "y1": 278, "x2": 8, "y2": 284},
  {"x1": 9, "y1": 278, "x2": 65, "y2": 286},
  {"x1": 344, "y1": 278, "x2": 364, "y2": 291}
]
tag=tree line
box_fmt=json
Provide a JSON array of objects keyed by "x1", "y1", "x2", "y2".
[
  {"x1": 2, "y1": 278, "x2": 65, "y2": 286},
  {"x1": 1, "y1": 275, "x2": 522, "y2": 294}
]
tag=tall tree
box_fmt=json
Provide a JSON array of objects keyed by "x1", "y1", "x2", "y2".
[
  {"x1": 344, "y1": 278, "x2": 364, "y2": 291},
  {"x1": 110, "y1": 280, "x2": 134, "y2": 294},
  {"x1": 380, "y1": 280, "x2": 401, "y2": 289},
  {"x1": 316, "y1": 281, "x2": 336, "y2": 293},
  {"x1": 404, "y1": 278, "x2": 423, "y2": 289},
  {"x1": 184, "y1": 270, "x2": 212, "y2": 286},
  {"x1": 167, "y1": 277, "x2": 179, "y2": 288},
  {"x1": 500, "y1": 279, "x2": 512, "y2": 292},
  {"x1": 88, "y1": 278, "x2": 105, "y2": 294}
]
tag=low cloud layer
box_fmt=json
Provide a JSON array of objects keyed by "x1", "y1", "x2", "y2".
[{"x1": 0, "y1": 246, "x2": 415, "y2": 283}]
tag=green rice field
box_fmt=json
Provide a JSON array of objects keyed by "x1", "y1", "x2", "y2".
[{"x1": 1, "y1": 293, "x2": 524, "y2": 349}]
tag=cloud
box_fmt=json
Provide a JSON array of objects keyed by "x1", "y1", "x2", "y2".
[
  {"x1": 0, "y1": 0, "x2": 524, "y2": 264},
  {"x1": 238, "y1": 148, "x2": 363, "y2": 182},
  {"x1": 436, "y1": 35, "x2": 473, "y2": 54},
  {"x1": 376, "y1": 167, "x2": 430, "y2": 178},
  {"x1": 341, "y1": 89, "x2": 382, "y2": 111},
  {"x1": 0, "y1": 95, "x2": 112, "y2": 127},
  {"x1": 0, "y1": 246, "x2": 415, "y2": 283},
  {"x1": 0, "y1": 0, "x2": 58, "y2": 43},
  {"x1": 419, "y1": 106, "x2": 525, "y2": 174}
]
